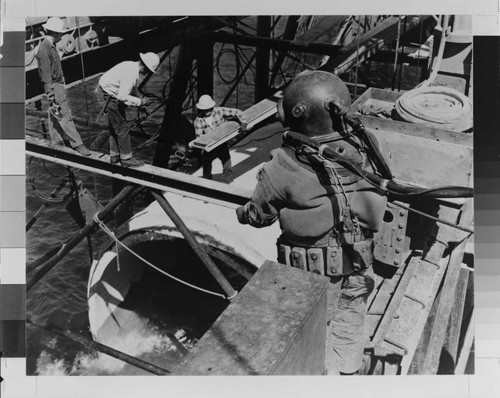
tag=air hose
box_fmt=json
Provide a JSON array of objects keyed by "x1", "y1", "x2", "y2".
[
  {"x1": 283, "y1": 131, "x2": 473, "y2": 199},
  {"x1": 395, "y1": 86, "x2": 473, "y2": 132},
  {"x1": 327, "y1": 100, "x2": 393, "y2": 179}
]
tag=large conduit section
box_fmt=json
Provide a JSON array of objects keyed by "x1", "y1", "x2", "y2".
[{"x1": 395, "y1": 86, "x2": 473, "y2": 132}]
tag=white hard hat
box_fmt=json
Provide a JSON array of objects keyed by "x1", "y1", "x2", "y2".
[
  {"x1": 139, "y1": 52, "x2": 160, "y2": 73},
  {"x1": 196, "y1": 95, "x2": 216, "y2": 110},
  {"x1": 42, "y1": 17, "x2": 66, "y2": 34}
]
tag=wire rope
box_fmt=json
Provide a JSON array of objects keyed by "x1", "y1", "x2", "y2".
[{"x1": 93, "y1": 213, "x2": 227, "y2": 300}]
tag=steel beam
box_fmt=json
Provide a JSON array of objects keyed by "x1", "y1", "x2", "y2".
[
  {"x1": 26, "y1": 135, "x2": 252, "y2": 207},
  {"x1": 214, "y1": 31, "x2": 343, "y2": 57}
]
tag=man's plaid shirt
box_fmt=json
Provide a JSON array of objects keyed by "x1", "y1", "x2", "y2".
[{"x1": 193, "y1": 107, "x2": 243, "y2": 138}]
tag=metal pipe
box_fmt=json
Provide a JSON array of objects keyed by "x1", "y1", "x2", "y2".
[
  {"x1": 26, "y1": 242, "x2": 67, "y2": 273},
  {"x1": 27, "y1": 317, "x2": 170, "y2": 375},
  {"x1": 150, "y1": 190, "x2": 238, "y2": 300},
  {"x1": 255, "y1": 16, "x2": 272, "y2": 102},
  {"x1": 26, "y1": 179, "x2": 69, "y2": 231},
  {"x1": 27, "y1": 185, "x2": 136, "y2": 292}
]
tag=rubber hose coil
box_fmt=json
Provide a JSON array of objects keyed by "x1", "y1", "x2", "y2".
[{"x1": 395, "y1": 86, "x2": 473, "y2": 132}]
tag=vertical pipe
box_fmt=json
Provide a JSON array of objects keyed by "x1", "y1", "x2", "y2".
[
  {"x1": 151, "y1": 190, "x2": 237, "y2": 300},
  {"x1": 255, "y1": 16, "x2": 271, "y2": 102}
]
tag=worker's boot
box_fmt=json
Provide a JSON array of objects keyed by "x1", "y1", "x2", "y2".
[
  {"x1": 110, "y1": 155, "x2": 120, "y2": 165},
  {"x1": 74, "y1": 144, "x2": 91, "y2": 156},
  {"x1": 221, "y1": 159, "x2": 233, "y2": 182},
  {"x1": 121, "y1": 157, "x2": 145, "y2": 168}
]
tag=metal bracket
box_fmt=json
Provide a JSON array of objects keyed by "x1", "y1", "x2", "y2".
[{"x1": 374, "y1": 201, "x2": 409, "y2": 268}]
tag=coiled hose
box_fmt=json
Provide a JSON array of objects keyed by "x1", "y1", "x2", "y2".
[
  {"x1": 395, "y1": 86, "x2": 473, "y2": 132},
  {"x1": 283, "y1": 131, "x2": 473, "y2": 199}
]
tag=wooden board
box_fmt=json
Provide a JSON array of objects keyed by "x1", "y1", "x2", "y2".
[
  {"x1": 174, "y1": 261, "x2": 329, "y2": 375},
  {"x1": 189, "y1": 94, "x2": 281, "y2": 152},
  {"x1": 26, "y1": 135, "x2": 252, "y2": 207}
]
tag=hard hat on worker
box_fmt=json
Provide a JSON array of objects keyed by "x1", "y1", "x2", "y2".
[
  {"x1": 277, "y1": 70, "x2": 351, "y2": 140},
  {"x1": 43, "y1": 17, "x2": 67, "y2": 34},
  {"x1": 139, "y1": 52, "x2": 160, "y2": 73},
  {"x1": 196, "y1": 95, "x2": 216, "y2": 110}
]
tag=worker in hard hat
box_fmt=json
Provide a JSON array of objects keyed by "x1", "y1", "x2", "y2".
[
  {"x1": 96, "y1": 52, "x2": 160, "y2": 167},
  {"x1": 236, "y1": 70, "x2": 387, "y2": 375},
  {"x1": 193, "y1": 95, "x2": 247, "y2": 181},
  {"x1": 35, "y1": 17, "x2": 91, "y2": 156}
]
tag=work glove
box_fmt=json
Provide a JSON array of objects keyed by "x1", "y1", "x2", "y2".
[
  {"x1": 236, "y1": 205, "x2": 248, "y2": 224},
  {"x1": 47, "y1": 90, "x2": 63, "y2": 120},
  {"x1": 239, "y1": 119, "x2": 248, "y2": 133},
  {"x1": 49, "y1": 102, "x2": 63, "y2": 120},
  {"x1": 141, "y1": 97, "x2": 152, "y2": 106}
]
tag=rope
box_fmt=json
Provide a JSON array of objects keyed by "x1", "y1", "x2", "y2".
[
  {"x1": 26, "y1": 18, "x2": 38, "y2": 67},
  {"x1": 392, "y1": 201, "x2": 474, "y2": 235},
  {"x1": 76, "y1": 17, "x2": 99, "y2": 201},
  {"x1": 391, "y1": 16, "x2": 402, "y2": 91},
  {"x1": 92, "y1": 213, "x2": 227, "y2": 300},
  {"x1": 395, "y1": 86, "x2": 473, "y2": 132},
  {"x1": 397, "y1": 17, "x2": 408, "y2": 91},
  {"x1": 353, "y1": 16, "x2": 362, "y2": 100}
]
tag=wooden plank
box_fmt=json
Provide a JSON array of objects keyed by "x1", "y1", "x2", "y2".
[
  {"x1": 420, "y1": 201, "x2": 473, "y2": 374},
  {"x1": 26, "y1": 135, "x2": 252, "y2": 207},
  {"x1": 397, "y1": 205, "x2": 467, "y2": 374},
  {"x1": 444, "y1": 267, "x2": 471, "y2": 363},
  {"x1": 372, "y1": 256, "x2": 421, "y2": 346},
  {"x1": 174, "y1": 261, "x2": 329, "y2": 375},
  {"x1": 454, "y1": 308, "x2": 474, "y2": 375},
  {"x1": 366, "y1": 264, "x2": 406, "y2": 337},
  {"x1": 189, "y1": 94, "x2": 281, "y2": 152}
]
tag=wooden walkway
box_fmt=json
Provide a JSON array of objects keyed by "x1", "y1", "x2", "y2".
[
  {"x1": 26, "y1": 135, "x2": 252, "y2": 207},
  {"x1": 367, "y1": 199, "x2": 473, "y2": 375}
]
